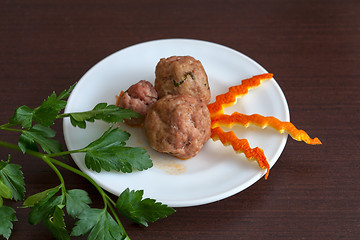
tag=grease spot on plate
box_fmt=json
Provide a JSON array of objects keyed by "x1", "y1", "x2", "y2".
[{"x1": 153, "y1": 158, "x2": 186, "y2": 175}]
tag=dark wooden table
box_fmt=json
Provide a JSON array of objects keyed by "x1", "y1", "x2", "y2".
[{"x1": 1, "y1": 1, "x2": 359, "y2": 239}]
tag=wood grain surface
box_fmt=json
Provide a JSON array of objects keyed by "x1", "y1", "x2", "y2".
[{"x1": 1, "y1": 1, "x2": 359, "y2": 239}]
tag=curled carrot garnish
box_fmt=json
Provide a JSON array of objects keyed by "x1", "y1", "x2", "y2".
[
  {"x1": 207, "y1": 73, "x2": 273, "y2": 116},
  {"x1": 115, "y1": 91, "x2": 125, "y2": 106},
  {"x1": 211, "y1": 112, "x2": 322, "y2": 145},
  {"x1": 211, "y1": 127, "x2": 270, "y2": 179},
  {"x1": 208, "y1": 73, "x2": 322, "y2": 179}
]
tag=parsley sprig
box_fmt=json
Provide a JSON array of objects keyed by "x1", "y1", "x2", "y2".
[{"x1": 0, "y1": 84, "x2": 175, "y2": 240}]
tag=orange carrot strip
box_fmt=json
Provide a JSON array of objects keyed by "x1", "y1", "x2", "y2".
[
  {"x1": 210, "y1": 127, "x2": 270, "y2": 179},
  {"x1": 207, "y1": 73, "x2": 273, "y2": 117},
  {"x1": 211, "y1": 112, "x2": 322, "y2": 145},
  {"x1": 115, "y1": 91, "x2": 125, "y2": 106}
]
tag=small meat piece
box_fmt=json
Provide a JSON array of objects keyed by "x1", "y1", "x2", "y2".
[
  {"x1": 117, "y1": 80, "x2": 158, "y2": 125},
  {"x1": 144, "y1": 94, "x2": 211, "y2": 159},
  {"x1": 155, "y1": 56, "x2": 211, "y2": 103}
]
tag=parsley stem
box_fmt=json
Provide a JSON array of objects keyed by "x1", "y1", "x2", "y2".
[
  {"x1": 0, "y1": 140, "x2": 106, "y2": 204},
  {"x1": 0, "y1": 123, "x2": 14, "y2": 129},
  {"x1": 56, "y1": 113, "x2": 71, "y2": 119},
  {"x1": 0, "y1": 140, "x2": 67, "y2": 199},
  {"x1": 106, "y1": 194, "x2": 117, "y2": 206},
  {"x1": 104, "y1": 192, "x2": 128, "y2": 238},
  {"x1": 107, "y1": 202, "x2": 128, "y2": 238},
  {"x1": 47, "y1": 157, "x2": 107, "y2": 204},
  {"x1": 0, "y1": 124, "x2": 22, "y2": 133},
  {"x1": 48, "y1": 157, "x2": 129, "y2": 238},
  {"x1": 56, "y1": 109, "x2": 99, "y2": 119},
  {"x1": 46, "y1": 149, "x2": 83, "y2": 158},
  {"x1": 42, "y1": 156, "x2": 67, "y2": 197},
  {"x1": 0, "y1": 140, "x2": 23, "y2": 152},
  {"x1": 0, "y1": 140, "x2": 130, "y2": 238}
]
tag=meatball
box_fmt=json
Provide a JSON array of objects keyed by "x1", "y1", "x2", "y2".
[
  {"x1": 155, "y1": 56, "x2": 211, "y2": 103},
  {"x1": 117, "y1": 80, "x2": 158, "y2": 125},
  {"x1": 144, "y1": 94, "x2": 211, "y2": 159}
]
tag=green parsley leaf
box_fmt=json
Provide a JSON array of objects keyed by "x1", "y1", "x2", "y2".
[
  {"x1": 9, "y1": 83, "x2": 76, "y2": 129},
  {"x1": 65, "y1": 189, "x2": 91, "y2": 218},
  {"x1": 18, "y1": 132, "x2": 39, "y2": 153},
  {"x1": 23, "y1": 185, "x2": 61, "y2": 208},
  {"x1": 18, "y1": 124, "x2": 62, "y2": 154},
  {"x1": 0, "y1": 162, "x2": 25, "y2": 201},
  {"x1": 57, "y1": 82, "x2": 76, "y2": 100},
  {"x1": 0, "y1": 158, "x2": 9, "y2": 171},
  {"x1": 9, "y1": 105, "x2": 34, "y2": 129},
  {"x1": 28, "y1": 195, "x2": 63, "y2": 225},
  {"x1": 0, "y1": 205, "x2": 17, "y2": 240},
  {"x1": 43, "y1": 206, "x2": 70, "y2": 240},
  {"x1": 116, "y1": 188, "x2": 175, "y2": 227},
  {"x1": 32, "y1": 92, "x2": 67, "y2": 127},
  {"x1": 25, "y1": 185, "x2": 62, "y2": 225},
  {"x1": 83, "y1": 127, "x2": 152, "y2": 173},
  {"x1": 71, "y1": 208, "x2": 124, "y2": 240},
  {"x1": 61, "y1": 103, "x2": 140, "y2": 129},
  {"x1": 0, "y1": 180, "x2": 12, "y2": 200}
]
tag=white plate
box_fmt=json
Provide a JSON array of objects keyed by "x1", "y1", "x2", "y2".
[{"x1": 63, "y1": 39, "x2": 289, "y2": 207}]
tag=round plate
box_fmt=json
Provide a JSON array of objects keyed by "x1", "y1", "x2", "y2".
[{"x1": 63, "y1": 39, "x2": 289, "y2": 207}]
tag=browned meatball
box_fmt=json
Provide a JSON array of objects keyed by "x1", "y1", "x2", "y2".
[
  {"x1": 117, "y1": 80, "x2": 158, "y2": 125},
  {"x1": 155, "y1": 56, "x2": 211, "y2": 103},
  {"x1": 144, "y1": 94, "x2": 211, "y2": 159}
]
